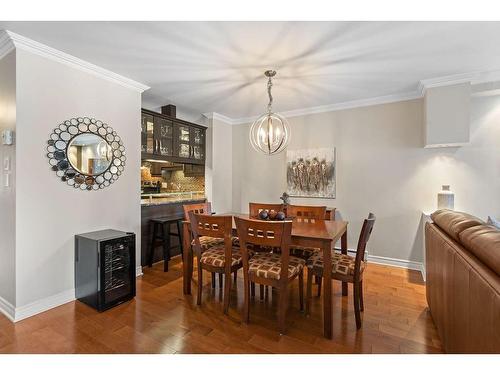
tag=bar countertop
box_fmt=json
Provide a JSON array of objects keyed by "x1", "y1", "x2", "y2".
[{"x1": 141, "y1": 191, "x2": 206, "y2": 207}]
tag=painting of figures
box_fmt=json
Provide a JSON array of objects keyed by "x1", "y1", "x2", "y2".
[{"x1": 286, "y1": 148, "x2": 336, "y2": 198}]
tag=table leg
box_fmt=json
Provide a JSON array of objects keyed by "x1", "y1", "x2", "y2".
[
  {"x1": 322, "y1": 240, "x2": 333, "y2": 339},
  {"x1": 182, "y1": 222, "x2": 192, "y2": 295},
  {"x1": 341, "y1": 230, "x2": 348, "y2": 296}
]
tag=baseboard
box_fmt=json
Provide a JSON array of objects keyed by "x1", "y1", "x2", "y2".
[
  {"x1": 339, "y1": 247, "x2": 426, "y2": 282},
  {"x1": 136, "y1": 265, "x2": 143, "y2": 277},
  {"x1": 6, "y1": 268, "x2": 144, "y2": 323},
  {"x1": 0, "y1": 295, "x2": 15, "y2": 322},
  {"x1": 420, "y1": 263, "x2": 427, "y2": 282},
  {"x1": 14, "y1": 288, "x2": 75, "y2": 322}
]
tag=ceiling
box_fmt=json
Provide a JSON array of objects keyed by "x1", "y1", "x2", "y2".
[{"x1": 2, "y1": 21, "x2": 500, "y2": 119}]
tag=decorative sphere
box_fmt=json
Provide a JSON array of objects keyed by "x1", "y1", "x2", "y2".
[
  {"x1": 249, "y1": 112, "x2": 290, "y2": 155},
  {"x1": 276, "y1": 211, "x2": 286, "y2": 221},
  {"x1": 268, "y1": 210, "x2": 277, "y2": 220},
  {"x1": 258, "y1": 210, "x2": 269, "y2": 220}
]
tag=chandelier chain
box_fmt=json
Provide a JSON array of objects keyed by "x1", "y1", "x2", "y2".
[{"x1": 267, "y1": 76, "x2": 273, "y2": 113}]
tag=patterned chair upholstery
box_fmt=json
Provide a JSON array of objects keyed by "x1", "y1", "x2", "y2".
[
  {"x1": 306, "y1": 251, "x2": 366, "y2": 277},
  {"x1": 289, "y1": 245, "x2": 320, "y2": 260},
  {"x1": 200, "y1": 244, "x2": 244, "y2": 268},
  {"x1": 249, "y1": 253, "x2": 305, "y2": 280}
]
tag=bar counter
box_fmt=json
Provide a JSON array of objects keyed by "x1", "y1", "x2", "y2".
[{"x1": 140, "y1": 194, "x2": 206, "y2": 266}]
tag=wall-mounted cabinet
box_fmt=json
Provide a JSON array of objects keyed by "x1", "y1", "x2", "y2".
[{"x1": 141, "y1": 108, "x2": 206, "y2": 165}]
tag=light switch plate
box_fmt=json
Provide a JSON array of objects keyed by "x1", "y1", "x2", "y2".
[
  {"x1": 3, "y1": 157, "x2": 10, "y2": 171},
  {"x1": 4, "y1": 173, "x2": 9, "y2": 187}
]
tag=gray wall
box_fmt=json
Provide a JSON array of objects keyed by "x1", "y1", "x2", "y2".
[{"x1": 232, "y1": 98, "x2": 500, "y2": 262}]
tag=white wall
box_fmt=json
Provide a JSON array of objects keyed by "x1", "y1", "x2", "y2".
[
  {"x1": 232, "y1": 98, "x2": 500, "y2": 263},
  {"x1": 14, "y1": 48, "x2": 142, "y2": 311},
  {"x1": 0, "y1": 50, "x2": 16, "y2": 309}
]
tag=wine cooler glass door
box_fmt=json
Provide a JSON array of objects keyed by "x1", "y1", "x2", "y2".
[{"x1": 99, "y1": 235, "x2": 135, "y2": 310}]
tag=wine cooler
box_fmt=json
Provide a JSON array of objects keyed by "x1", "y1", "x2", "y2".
[{"x1": 75, "y1": 229, "x2": 136, "y2": 311}]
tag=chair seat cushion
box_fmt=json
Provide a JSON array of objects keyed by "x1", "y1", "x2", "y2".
[
  {"x1": 248, "y1": 253, "x2": 305, "y2": 280},
  {"x1": 200, "y1": 245, "x2": 243, "y2": 268},
  {"x1": 289, "y1": 245, "x2": 320, "y2": 260},
  {"x1": 306, "y1": 251, "x2": 365, "y2": 277}
]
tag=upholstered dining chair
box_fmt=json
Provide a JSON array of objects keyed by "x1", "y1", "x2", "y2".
[
  {"x1": 183, "y1": 202, "x2": 238, "y2": 288},
  {"x1": 306, "y1": 213, "x2": 376, "y2": 329},
  {"x1": 235, "y1": 216, "x2": 305, "y2": 334},
  {"x1": 189, "y1": 212, "x2": 244, "y2": 313},
  {"x1": 248, "y1": 202, "x2": 287, "y2": 298},
  {"x1": 286, "y1": 205, "x2": 327, "y2": 261}
]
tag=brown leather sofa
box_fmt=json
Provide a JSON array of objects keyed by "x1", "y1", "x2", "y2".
[{"x1": 425, "y1": 209, "x2": 500, "y2": 353}]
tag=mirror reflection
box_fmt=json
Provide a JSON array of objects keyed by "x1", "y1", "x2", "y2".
[{"x1": 67, "y1": 133, "x2": 112, "y2": 175}]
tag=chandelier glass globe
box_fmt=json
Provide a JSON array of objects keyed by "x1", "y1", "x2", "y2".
[{"x1": 249, "y1": 70, "x2": 291, "y2": 155}]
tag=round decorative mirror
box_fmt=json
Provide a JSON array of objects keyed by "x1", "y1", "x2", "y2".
[{"x1": 46, "y1": 117, "x2": 126, "y2": 191}]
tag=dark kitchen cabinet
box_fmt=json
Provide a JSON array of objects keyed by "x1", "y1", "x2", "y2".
[
  {"x1": 173, "y1": 122, "x2": 205, "y2": 164},
  {"x1": 141, "y1": 113, "x2": 155, "y2": 154},
  {"x1": 155, "y1": 117, "x2": 174, "y2": 157},
  {"x1": 141, "y1": 108, "x2": 206, "y2": 165}
]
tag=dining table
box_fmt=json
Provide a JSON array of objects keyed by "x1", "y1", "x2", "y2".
[{"x1": 182, "y1": 213, "x2": 348, "y2": 339}]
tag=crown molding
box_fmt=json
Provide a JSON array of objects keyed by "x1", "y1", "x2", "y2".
[
  {"x1": 0, "y1": 30, "x2": 150, "y2": 93},
  {"x1": 230, "y1": 90, "x2": 422, "y2": 125},
  {"x1": 203, "y1": 112, "x2": 235, "y2": 124},
  {"x1": 228, "y1": 69, "x2": 500, "y2": 125},
  {"x1": 418, "y1": 69, "x2": 500, "y2": 95},
  {"x1": 0, "y1": 30, "x2": 15, "y2": 60}
]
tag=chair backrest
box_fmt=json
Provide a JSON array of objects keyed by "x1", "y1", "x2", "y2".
[
  {"x1": 326, "y1": 208, "x2": 336, "y2": 221},
  {"x1": 189, "y1": 212, "x2": 233, "y2": 269},
  {"x1": 183, "y1": 201, "x2": 212, "y2": 221},
  {"x1": 354, "y1": 213, "x2": 376, "y2": 278},
  {"x1": 235, "y1": 216, "x2": 292, "y2": 281},
  {"x1": 249, "y1": 202, "x2": 284, "y2": 218},
  {"x1": 287, "y1": 204, "x2": 327, "y2": 222}
]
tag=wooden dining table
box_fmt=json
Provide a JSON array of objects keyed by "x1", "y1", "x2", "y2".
[{"x1": 182, "y1": 213, "x2": 348, "y2": 339}]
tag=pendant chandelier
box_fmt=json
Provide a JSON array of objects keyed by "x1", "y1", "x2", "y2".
[{"x1": 249, "y1": 70, "x2": 290, "y2": 155}]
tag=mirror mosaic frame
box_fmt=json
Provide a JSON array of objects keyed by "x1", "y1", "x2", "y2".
[{"x1": 46, "y1": 117, "x2": 126, "y2": 191}]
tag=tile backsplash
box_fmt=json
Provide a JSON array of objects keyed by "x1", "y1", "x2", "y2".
[
  {"x1": 167, "y1": 170, "x2": 205, "y2": 192},
  {"x1": 141, "y1": 161, "x2": 204, "y2": 192}
]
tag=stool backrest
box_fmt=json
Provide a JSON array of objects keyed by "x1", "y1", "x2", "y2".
[
  {"x1": 287, "y1": 204, "x2": 327, "y2": 222},
  {"x1": 183, "y1": 202, "x2": 212, "y2": 221},
  {"x1": 249, "y1": 202, "x2": 284, "y2": 218}
]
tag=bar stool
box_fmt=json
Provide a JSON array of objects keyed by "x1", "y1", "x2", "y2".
[{"x1": 148, "y1": 216, "x2": 183, "y2": 272}]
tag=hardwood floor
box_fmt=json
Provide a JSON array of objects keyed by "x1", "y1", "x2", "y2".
[{"x1": 0, "y1": 257, "x2": 443, "y2": 354}]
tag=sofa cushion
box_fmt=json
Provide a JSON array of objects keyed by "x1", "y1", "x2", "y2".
[
  {"x1": 459, "y1": 224, "x2": 500, "y2": 275},
  {"x1": 431, "y1": 209, "x2": 484, "y2": 242}
]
